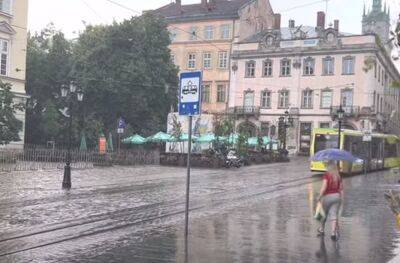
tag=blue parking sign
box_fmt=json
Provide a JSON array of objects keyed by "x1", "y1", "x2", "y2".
[{"x1": 179, "y1": 71, "x2": 202, "y2": 116}]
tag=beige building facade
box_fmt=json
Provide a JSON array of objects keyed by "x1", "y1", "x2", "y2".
[
  {"x1": 0, "y1": 0, "x2": 28, "y2": 148},
  {"x1": 153, "y1": 0, "x2": 276, "y2": 114},
  {"x1": 229, "y1": 8, "x2": 400, "y2": 155}
]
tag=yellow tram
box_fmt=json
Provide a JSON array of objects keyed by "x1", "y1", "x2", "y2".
[{"x1": 310, "y1": 128, "x2": 400, "y2": 174}]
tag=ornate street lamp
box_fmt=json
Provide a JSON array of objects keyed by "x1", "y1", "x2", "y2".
[
  {"x1": 61, "y1": 82, "x2": 84, "y2": 190},
  {"x1": 279, "y1": 110, "x2": 294, "y2": 151},
  {"x1": 337, "y1": 105, "x2": 345, "y2": 149}
]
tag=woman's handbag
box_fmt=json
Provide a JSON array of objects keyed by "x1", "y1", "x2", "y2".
[{"x1": 314, "y1": 201, "x2": 326, "y2": 221}]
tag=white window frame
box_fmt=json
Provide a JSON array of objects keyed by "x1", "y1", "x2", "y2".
[
  {"x1": 278, "y1": 90, "x2": 289, "y2": 109},
  {"x1": 203, "y1": 52, "x2": 212, "y2": 69},
  {"x1": 0, "y1": 39, "x2": 9, "y2": 76},
  {"x1": 187, "y1": 53, "x2": 196, "y2": 69},
  {"x1": 189, "y1": 26, "x2": 198, "y2": 41},
  {"x1": 263, "y1": 59, "x2": 273, "y2": 77},
  {"x1": 204, "y1": 26, "x2": 214, "y2": 40},
  {"x1": 245, "y1": 61, "x2": 256, "y2": 78},
  {"x1": 220, "y1": 24, "x2": 231, "y2": 39},
  {"x1": 217, "y1": 84, "x2": 226, "y2": 103},
  {"x1": 322, "y1": 56, "x2": 334, "y2": 75},
  {"x1": 0, "y1": 0, "x2": 12, "y2": 15},
  {"x1": 303, "y1": 57, "x2": 315, "y2": 76},
  {"x1": 342, "y1": 56, "x2": 355, "y2": 75},
  {"x1": 320, "y1": 89, "x2": 333, "y2": 109},
  {"x1": 218, "y1": 51, "x2": 228, "y2": 69},
  {"x1": 341, "y1": 89, "x2": 354, "y2": 108},
  {"x1": 301, "y1": 89, "x2": 313, "y2": 109},
  {"x1": 169, "y1": 29, "x2": 177, "y2": 42},
  {"x1": 202, "y1": 84, "x2": 211, "y2": 103},
  {"x1": 280, "y1": 59, "x2": 291, "y2": 77},
  {"x1": 261, "y1": 90, "x2": 271, "y2": 108}
]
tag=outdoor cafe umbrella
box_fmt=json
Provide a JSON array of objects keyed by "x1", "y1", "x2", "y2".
[
  {"x1": 228, "y1": 133, "x2": 239, "y2": 144},
  {"x1": 177, "y1": 133, "x2": 198, "y2": 142},
  {"x1": 107, "y1": 132, "x2": 114, "y2": 152},
  {"x1": 310, "y1": 149, "x2": 358, "y2": 162},
  {"x1": 122, "y1": 134, "x2": 147, "y2": 145},
  {"x1": 146, "y1": 132, "x2": 173, "y2": 143},
  {"x1": 195, "y1": 133, "x2": 216, "y2": 143},
  {"x1": 247, "y1": 137, "x2": 259, "y2": 146}
]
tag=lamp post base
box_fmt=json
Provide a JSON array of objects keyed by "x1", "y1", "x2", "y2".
[{"x1": 62, "y1": 164, "x2": 71, "y2": 189}]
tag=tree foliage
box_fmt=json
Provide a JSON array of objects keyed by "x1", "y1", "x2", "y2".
[
  {"x1": 0, "y1": 82, "x2": 24, "y2": 145},
  {"x1": 26, "y1": 15, "x2": 178, "y2": 148}
]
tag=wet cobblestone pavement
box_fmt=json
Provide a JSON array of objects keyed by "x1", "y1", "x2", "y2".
[{"x1": 0, "y1": 158, "x2": 400, "y2": 262}]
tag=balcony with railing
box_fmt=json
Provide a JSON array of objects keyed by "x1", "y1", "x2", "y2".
[
  {"x1": 228, "y1": 106, "x2": 260, "y2": 117},
  {"x1": 330, "y1": 106, "x2": 360, "y2": 118}
]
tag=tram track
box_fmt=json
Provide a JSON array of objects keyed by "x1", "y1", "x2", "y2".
[{"x1": 0, "y1": 172, "x2": 320, "y2": 258}]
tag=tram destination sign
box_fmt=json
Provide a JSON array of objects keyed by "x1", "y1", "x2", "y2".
[{"x1": 179, "y1": 71, "x2": 202, "y2": 116}]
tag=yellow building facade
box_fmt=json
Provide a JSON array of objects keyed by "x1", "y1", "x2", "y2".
[
  {"x1": 0, "y1": 0, "x2": 28, "y2": 148},
  {"x1": 153, "y1": 0, "x2": 276, "y2": 114}
]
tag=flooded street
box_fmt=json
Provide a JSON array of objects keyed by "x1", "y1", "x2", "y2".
[{"x1": 0, "y1": 158, "x2": 400, "y2": 262}]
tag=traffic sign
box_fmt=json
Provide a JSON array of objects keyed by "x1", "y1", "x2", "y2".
[
  {"x1": 179, "y1": 71, "x2": 202, "y2": 116},
  {"x1": 118, "y1": 118, "x2": 126, "y2": 129},
  {"x1": 363, "y1": 131, "x2": 372, "y2": 142}
]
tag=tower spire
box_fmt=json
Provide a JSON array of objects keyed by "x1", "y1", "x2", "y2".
[{"x1": 363, "y1": 3, "x2": 366, "y2": 16}]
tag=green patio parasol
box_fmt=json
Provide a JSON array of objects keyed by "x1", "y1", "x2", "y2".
[
  {"x1": 195, "y1": 133, "x2": 216, "y2": 143},
  {"x1": 247, "y1": 137, "x2": 259, "y2": 146},
  {"x1": 178, "y1": 133, "x2": 198, "y2": 142},
  {"x1": 228, "y1": 133, "x2": 239, "y2": 144},
  {"x1": 122, "y1": 134, "x2": 147, "y2": 145},
  {"x1": 147, "y1": 132, "x2": 173, "y2": 143}
]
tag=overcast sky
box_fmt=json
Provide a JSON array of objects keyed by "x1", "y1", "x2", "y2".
[{"x1": 28, "y1": 0, "x2": 399, "y2": 38}]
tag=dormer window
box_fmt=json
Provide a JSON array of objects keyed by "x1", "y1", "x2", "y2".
[{"x1": 0, "y1": 0, "x2": 12, "y2": 14}]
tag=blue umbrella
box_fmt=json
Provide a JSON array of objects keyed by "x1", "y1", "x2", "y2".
[{"x1": 311, "y1": 149, "x2": 357, "y2": 162}]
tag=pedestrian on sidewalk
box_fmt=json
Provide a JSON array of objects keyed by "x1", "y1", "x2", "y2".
[{"x1": 317, "y1": 160, "x2": 343, "y2": 241}]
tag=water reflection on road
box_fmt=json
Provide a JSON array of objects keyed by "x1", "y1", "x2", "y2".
[{"x1": 0, "y1": 158, "x2": 399, "y2": 262}]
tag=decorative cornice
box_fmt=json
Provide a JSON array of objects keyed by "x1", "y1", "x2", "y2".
[{"x1": 0, "y1": 21, "x2": 16, "y2": 35}]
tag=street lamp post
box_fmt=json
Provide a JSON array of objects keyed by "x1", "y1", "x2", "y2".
[
  {"x1": 337, "y1": 105, "x2": 345, "y2": 149},
  {"x1": 278, "y1": 111, "x2": 294, "y2": 151},
  {"x1": 61, "y1": 82, "x2": 84, "y2": 189}
]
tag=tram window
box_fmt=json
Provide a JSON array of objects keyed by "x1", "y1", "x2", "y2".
[
  {"x1": 371, "y1": 138, "x2": 384, "y2": 159},
  {"x1": 315, "y1": 134, "x2": 338, "y2": 153},
  {"x1": 344, "y1": 135, "x2": 363, "y2": 157},
  {"x1": 385, "y1": 141, "x2": 398, "y2": 158}
]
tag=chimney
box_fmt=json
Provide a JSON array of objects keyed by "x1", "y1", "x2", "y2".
[
  {"x1": 334, "y1": 19, "x2": 339, "y2": 32},
  {"x1": 317, "y1": 11, "x2": 325, "y2": 29},
  {"x1": 176, "y1": 0, "x2": 181, "y2": 8},
  {"x1": 274, "y1": 13, "x2": 281, "y2": 30},
  {"x1": 289, "y1": 19, "x2": 295, "y2": 28}
]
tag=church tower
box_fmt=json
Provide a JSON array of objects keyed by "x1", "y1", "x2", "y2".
[{"x1": 362, "y1": 0, "x2": 390, "y2": 45}]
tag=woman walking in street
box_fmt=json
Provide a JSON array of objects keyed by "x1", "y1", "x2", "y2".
[{"x1": 317, "y1": 160, "x2": 343, "y2": 241}]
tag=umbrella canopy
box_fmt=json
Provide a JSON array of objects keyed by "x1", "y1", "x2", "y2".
[
  {"x1": 195, "y1": 133, "x2": 216, "y2": 143},
  {"x1": 79, "y1": 134, "x2": 87, "y2": 151},
  {"x1": 311, "y1": 149, "x2": 357, "y2": 162},
  {"x1": 247, "y1": 137, "x2": 259, "y2": 146},
  {"x1": 228, "y1": 134, "x2": 239, "y2": 144},
  {"x1": 176, "y1": 133, "x2": 198, "y2": 142},
  {"x1": 147, "y1": 132, "x2": 173, "y2": 143},
  {"x1": 123, "y1": 134, "x2": 147, "y2": 145}
]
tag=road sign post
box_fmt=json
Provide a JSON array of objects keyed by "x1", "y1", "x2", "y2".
[
  {"x1": 117, "y1": 118, "x2": 126, "y2": 152},
  {"x1": 179, "y1": 71, "x2": 202, "y2": 247}
]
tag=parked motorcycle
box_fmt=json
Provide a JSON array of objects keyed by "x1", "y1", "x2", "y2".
[{"x1": 225, "y1": 150, "x2": 244, "y2": 168}]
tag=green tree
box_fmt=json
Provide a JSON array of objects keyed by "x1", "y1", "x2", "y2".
[{"x1": 0, "y1": 82, "x2": 24, "y2": 145}]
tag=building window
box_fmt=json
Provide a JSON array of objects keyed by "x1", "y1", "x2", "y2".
[
  {"x1": 320, "y1": 122, "x2": 330, "y2": 128},
  {"x1": 303, "y1": 57, "x2": 315, "y2": 76},
  {"x1": 244, "y1": 90, "x2": 254, "y2": 107},
  {"x1": 341, "y1": 89, "x2": 353, "y2": 107},
  {"x1": 220, "y1": 24, "x2": 231, "y2": 39},
  {"x1": 202, "y1": 84, "x2": 211, "y2": 103},
  {"x1": 169, "y1": 29, "x2": 177, "y2": 42},
  {"x1": 263, "y1": 59, "x2": 273, "y2": 77},
  {"x1": 204, "y1": 26, "x2": 214, "y2": 40},
  {"x1": 0, "y1": 40, "x2": 8, "y2": 76},
  {"x1": 189, "y1": 26, "x2": 198, "y2": 40},
  {"x1": 218, "y1": 51, "x2": 228, "y2": 69},
  {"x1": 342, "y1": 56, "x2": 355, "y2": 75},
  {"x1": 203, "y1": 52, "x2": 212, "y2": 69},
  {"x1": 0, "y1": 0, "x2": 11, "y2": 14},
  {"x1": 278, "y1": 90, "x2": 289, "y2": 108},
  {"x1": 260, "y1": 122, "x2": 270, "y2": 136},
  {"x1": 302, "y1": 89, "x2": 313, "y2": 109},
  {"x1": 320, "y1": 89, "x2": 332, "y2": 109},
  {"x1": 170, "y1": 53, "x2": 175, "y2": 64},
  {"x1": 217, "y1": 84, "x2": 226, "y2": 102},
  {"x1": 187, "y1": 53, "x2": 196, "y2": 69},
  {"x1": 280, "y1": 59, "x2": 291, "y2": 76},
  {"x1": 322, "y1": 56, "x2": 334, "y2": 75},
  {"x1": 261, "y1": 90, "x2": 271, "y2": 108},
  {"x1": 245, "y1": 61, "x2": 256, "y2": 78}
]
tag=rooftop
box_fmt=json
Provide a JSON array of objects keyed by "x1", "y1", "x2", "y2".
[{"x1": 151, "y1": 0, "x2": 252, "y2": 23}]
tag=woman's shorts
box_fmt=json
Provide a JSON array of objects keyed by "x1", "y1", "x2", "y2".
[{"x1": 322, "y1": 193, "x2": 342, "y2": 221}]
